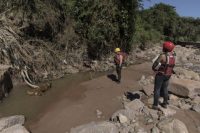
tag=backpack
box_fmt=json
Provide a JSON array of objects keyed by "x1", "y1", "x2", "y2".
[
  {"x1": 114, "y1": 52, "x2": 128, "y2": 64},
  {"x1": 121, "y1": 52, "x2": 128, "y2": 63}
]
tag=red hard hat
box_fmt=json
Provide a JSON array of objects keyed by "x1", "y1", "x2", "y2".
[{"x1": 163, "y1": 41, "x2": 175, "y2": 52}]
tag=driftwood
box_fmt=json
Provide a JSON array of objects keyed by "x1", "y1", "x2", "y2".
[
  {"x1": 21, "y1": 66, "x2": 39, "y2": 89},
  {"x1": 26, "y1": 82, "x2": 52, "y2": 96}
]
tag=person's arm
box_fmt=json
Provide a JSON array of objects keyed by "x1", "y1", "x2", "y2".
[{"x1": 119, "y1": 54, "x2": 123, "y2": 67}]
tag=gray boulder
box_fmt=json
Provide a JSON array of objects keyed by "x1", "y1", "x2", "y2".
[
  {"x1": 124, "y1": 99, "x2": 144, "y2": 114},
  {"x1": 142, "y1": 84, "x2": 154, "y2": 96},
  {"x1": 151, "y1": 126, "x2": 160, "y2": 133},
  {"x1": 111, "y1": 109, "x2": 136, "y2": 122},
  {"x1": 70, "y1": 121, "x2": 119, "y2": 133},
  {"x1": 192, "y1": 104, "x2": 200, "y2": 113},
  {"x1": 157, "y1": 118, "x2": 188, "y2": 133},
  {"x1": 159, "y1": 106, "x2": 176, "y2": 118},
  {"x1": 0, "y1": 115, "x2": 25, "y2": 132},
  {"x1": 173, "y1": 67, "x2": 200, "y2": 81},
  {"x1": 118, "y1": 114, "x2": 128, "y2": 124},
  {"x1": 169, "y1": 78, "x2": 200, "y2": 98},
  {"x1": 192, "y1": 96, "x2": 200, "y2": 104},
  {"x1": 0, "y1": 124, "x2": 29, "y2": 133},
  {"x1": 119, "y1": 125, "x2": 135, "y2": 133}
]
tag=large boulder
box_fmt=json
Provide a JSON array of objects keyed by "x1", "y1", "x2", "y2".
[
  {"x1": 111, "y1": 109, "x2": 136, "y2": 122},
  {"x1": 192, "y1": 104, "x2": 200, "y2": 113},
  {"x1": 142, "y1": 84, "x2": 154, "y2": 96},
  {"x1": 159, "y1": 107, "x2": 176, "y2": 118},
  {"x1": 173, "y1": 67, "x2": 200, "y2": 81},
  {"x1": 192, "y1": 96, "x2": 200, "y2": 104},
  {"x1": 0, "y1": 115, "x2": 25, "y2": 132},
  {"x1": 124, "y1": 99, "x2": 145, "y2": 114},
  {"x1": 157, "y1": 118, "x2": 188, "y2": 133},
  {"x1": 169, "y1": 78, "x2": 200, "y2": 98},
  {"x1": 0, "y1": 124, "x2": 29, "y2": 133},
  {"x1": 70, "y1": 121, "x2": 119, "y2": 133}
]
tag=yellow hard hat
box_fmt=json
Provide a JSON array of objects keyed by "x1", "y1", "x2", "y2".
[{"x1": 115, "y1": 48, "x2": 120, "y2": 52}]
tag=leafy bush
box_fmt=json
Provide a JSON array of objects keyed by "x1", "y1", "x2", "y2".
[{"x1": 73, "y1": 0, "x2": 139, "y2": 59}]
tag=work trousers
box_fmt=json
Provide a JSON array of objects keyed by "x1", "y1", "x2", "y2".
[{"x1": 153, "y1": 73, "x2": 170, "y2": 106}]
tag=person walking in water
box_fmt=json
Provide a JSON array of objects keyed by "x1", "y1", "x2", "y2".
[
  {"x1": 114, "y1": 48, "x2": 123, "y2": 83},
  {"x1": 152, "y1": 41, "x2": 176, "y2": 109}
]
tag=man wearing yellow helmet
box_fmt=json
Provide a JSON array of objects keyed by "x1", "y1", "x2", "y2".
[{"x1": 114, "y1": 48, "x2": 123, "y2": 83}]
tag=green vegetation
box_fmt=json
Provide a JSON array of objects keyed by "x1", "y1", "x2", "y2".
[
  {"x1": 73, "y1": 0, "x2": 139, "y2": 59},
  {"x1": 135, "y1": 3, "x2": 200, "y2": 47},
  {"x1": 0, "y1": 0, "x2": 200, "y2": 59}
]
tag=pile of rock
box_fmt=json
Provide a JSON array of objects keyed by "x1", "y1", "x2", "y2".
[
  {"x1": 68, "y1": 62, "x2": 200, "y2": 133},
  {"x1": 68, "y1": 91, "x2": 188, "y2": 133},
  {"x1": 0, "y1": 115, "x2": 29, "y2": 133}
]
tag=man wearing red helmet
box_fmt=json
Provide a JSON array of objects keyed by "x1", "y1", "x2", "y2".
[{"x1": 152, "y1": 41, "x2": 176, "y2": 109}]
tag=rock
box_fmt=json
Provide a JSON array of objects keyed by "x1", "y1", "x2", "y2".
[
  {"x1": 65, "y1": 65, "x2": 79, "y2": 74},
  {"x1": 118, "y1": 114, "x2": 128, "y2": 124},
  {"x1": 147, "y1": 118, "x2": 153, "y2": 124},
  {"x1": 168, "y1": 99, "x2": 180, "y2": 107},
  {"x1": 174, "y1": 67, "x2": 200, "y2": 81},
  {"x1": 142, "y1": 84, "x2": 154, "y2": 96},
  {"x1": 119, "y1": 125, "x2": 135, "y2": 133},
  {"x1": 148, "y1": 109, "x2": 159, "y2": 120},
  {"x1": 157, "y1": 118, "x2": 188, "y2": 133},
  {"x1": 96, "y1": 109, "x2": 103, "y2": 118},
  {"x1": 197, "y1": 126, "x2": 200, "y2": 132},
  {"x1": 159, "y1": 106, "x2": 176, "y2": 118},
  {"x1": 148, "y1": 97, "x2": 154, "y2": 105},
  {"x1": 0, "y1": 124, "x2": 29, "y2": 133},
  {"x1": 192, "y1": 96, "x2": 200, "y2": 104},
  {"x1": 139, "y1": 76, "x2": 154, "y2": 86},
  {"x1": 70, "y1": 121, "x2": 119, "y2": 133},
  {"x1": 0, "y1": 115, "x2": 25, "y2": 131},
  {"x1": 135, "y1": 128, "x2": 147, "y2": 133},
  {"x1": 151, "y1": 126, "x2": 160, "y2": 133},
  {"x1": 142, "y1": 106, "x2": 159, "y2": 120},
  {"x1": 179, "y1": 103, "x2": 192, "y2": 110},
  {"x1": 169, "y1": 78, "x2": 200, "y2": 98},
  {"x1": 124, "y1": 99, "x2": 145, "y2": 114},
  {"x1": 169, "y1": 94, "x2": 179, "y2": 101},
  {"x1": 192, "y1": 104, "x2": 200, "y2": 113},
  {"x1": 111, "y1": 109, "x2": 136, "y2": 122},
  {"x1": 148, "y1": 97, "x2": 164, "y2": 105},
  {"x1": 168, "y1": 105, "x2": 179, "y2": 110},
  {"x1": 135, "y1": 52, "x2": 146, "y2": 59}
]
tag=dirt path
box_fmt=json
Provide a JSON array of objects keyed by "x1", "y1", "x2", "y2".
[{"x1": 28, "y1": 62, "x2": 152, "y2": 133}]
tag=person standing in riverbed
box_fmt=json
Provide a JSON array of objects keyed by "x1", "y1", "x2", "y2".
[
  {"x1": 114, "y1": 48, "x2": 127, "y2": 83},
  {"x1": 152, "y1": 41, "x2": 176, "y2": 109}
]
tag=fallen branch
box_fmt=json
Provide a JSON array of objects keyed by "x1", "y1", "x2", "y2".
[{"x1": 21, "y1": 66, "x2": 39, "y2": 89}]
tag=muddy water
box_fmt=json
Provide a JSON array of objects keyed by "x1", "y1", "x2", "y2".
[{"x1": 0, "y1": 71, "x2": 107, "y2": 122}]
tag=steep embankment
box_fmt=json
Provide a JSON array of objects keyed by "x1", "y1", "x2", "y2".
[{"x1": 0, "y1": 0, "x2": 88, "y2": 85}]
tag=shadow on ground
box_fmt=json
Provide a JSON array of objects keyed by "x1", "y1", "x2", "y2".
[{"x1": 107, "y1": 74, "x2": 118, "y2": 82}]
